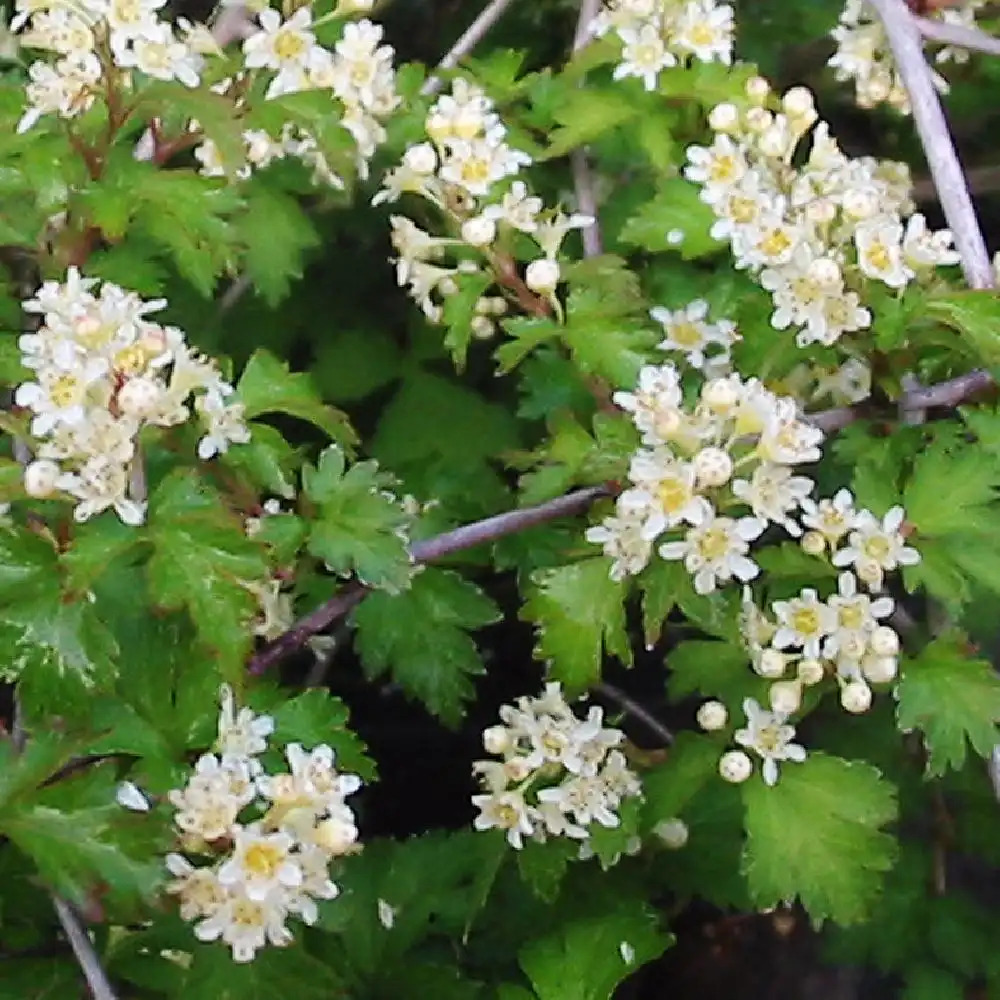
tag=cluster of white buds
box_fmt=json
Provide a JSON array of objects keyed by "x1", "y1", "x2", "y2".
[
  {"x1": 829, "y1": 0, "x2": 986, "y2": 114},
  {"x1": 164, "y1": 686, "x2": 362, "y2": 962},
  {"x1": 649, "y1": 298, "x2": 738, "y2": 375},
  {"x1": 717, "y1": 697, "x2": 807, "y2": 786},
  {"x1": 13, "y1": 0, "x2": 206, "y2": 132},
  {"x1": 195, "y1": 12, "x2": 399, "y2": 186},
  {"x1": 738, "y1": 491, "x2": 919, "y2": 715},
  {"x1": 472, "y1": 682, "x2": 642, "y2": 854},
  {"x1": 589, "y1": 0, "x2": 735, "y2": 92},
  {"x1": 373, "y1": 79, "x2": 592, "y2": 334},
  {"x1": 15, "y1": 269, "x2": 249, "y2": 525},
  {"x1": 685, "y1": 80, "x2": 960, "y2": 348},
  {"x1": 587, "y1": 358, "x2": 824, "y2": 589}
]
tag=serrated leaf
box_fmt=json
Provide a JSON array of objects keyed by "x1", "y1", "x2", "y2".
[
  {"x1": 666, "y1": 639, "x2": 763, "y2": 715},
  {"x1": 741, "y1": 753, "x2": 897, "y2": 925},
  {"x1": 147, "y1": 470, "x2": 270, "y2": 678},
  {"x1": 518, "y1": 902, "x2": 669, "y2": 1000},
  {"x1": 269, "y1": 689, "x2": 374, "y2": 780},
  {"x1": 541, "y1": 86, "x2": 640, "y2": 160},
  {"x1": 522, "y1": 558, "x2": 631, "y2": 694},
  {"x1": 897, "y1": 633, "x2": 1000, "y2": 776},
  {"x1": 183, "y1": 944, "x2": 344, "y2": 1000},
  {"x1": 304, "y1": 446, "x2": 413, "y2": 592},
  {"x1": 516, "y1": 838, "x2": 578, "y2": 903},
  {"x1": 618, "y1": 178, "x2": 723, "y2": 260},
  {"x1": 353, "y1": 568, "x2": 500, "y2": 725},
  {"x1": 641, "y1": 732, "x2": 721, "y2": 825},
  {"x1": 443, "y1": 271, "x2": 493, "y2": 369},
  {"x1": 236, "y1": 349, "x2": 356, "y2": 446},
  {"x1": 925, "y1": 290, "x2": 1000, "y2": 368}
]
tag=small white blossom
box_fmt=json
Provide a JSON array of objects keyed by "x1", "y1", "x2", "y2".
[{"x1": 733, "y1": 697, "x2": 806, "y2": 786}]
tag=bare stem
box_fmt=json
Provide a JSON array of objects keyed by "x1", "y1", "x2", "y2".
[
  {"x1": 571, "y1": 0, "x2": 604, "y2": 259},
  {"x1": 52, "y1": 897, "x2": 119, "y2": 1000},
  {"x1": 868, "y1": 0, "x2": 995, "y2": 289},
  {"x1": 247, "y1": 486, "x2": 608, "y2": 673},
  {"x1": 596, "y1": 682, "x2": 674, "y2": 746},
  {"x1": 914, "y1": 13, "x2": 1000, "y2": 56},
  {"x1": 421, "y1": 0, "x2": 519, "y2": 97}
]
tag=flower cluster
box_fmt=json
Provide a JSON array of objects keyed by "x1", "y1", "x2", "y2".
[
  {"x1": 165, "y1": 686, "x2": 362, "y2": 962},
  {"x1": 738, "y1": 492, "x2": 919, "y2": 714},
  {"x1": 587, "y1": 358, "x2": 824, "y2": 588},
  {"x1": 829, "y1": 0, "x2": 985, "y2": 114},
  {"x1": 195, "y1": 13, "x2": 399, "y2": 186},
  {"x1": 718, "y1": 697, "x2": 807, "y2": 786},
  {"x1": 589, "y1": 0, "x2": 735, "y2": 92},
  {"x1": 472, "y1": 683, "x2": 642, "y2": 853},
  {"x1": 684, "y1": 80, "x2": 960, "y2": 348},
  {"x1": 15, "y1": 269, "x2": 249, "y2": 525},
  {"x1": 374, "y1": 79, "x2": 592, "y2": 335}
]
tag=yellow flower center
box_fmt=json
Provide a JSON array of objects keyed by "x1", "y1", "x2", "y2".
[
  {"x1": 790, "y1": 607, "x2": 821, "y2": 636},
  {"x1": 865, "y1": 242, "x2": 891, "y2": 273},
  {"x1": 657, "y1": 477, "x2": 692, "y2": 514},
  {"x1": 730, "y1": 195, "x2": 757, "y2": 224},
  {"x1": 839, "y1": 602, "x2": 866, "y2": 630},
  {"x1": 244, "y1": 842, "x2": 283, "y2": 879},
  {"x1": 49, "y1": 373, "x2": 80, "y2": 408},
  {"x1": 274, "y1": 30, "x2": 307, "y2": 61},
  {"x1": 759, "y1": 228, "x2": 792, "y2": 259},
  {"x1": 697, "y1": 525, "x2": 731, "y2": 561},
  {"x1": 688, "y1": 23, "x2": 716, "y2": 47},
  {"x1": 863, "y1": 535, "x2": 891, "y2": 562},
  {"x1": 709, "y1": 155, "x2": 737, "y2": 183},
  {"x1": 460, "y1": 157, "x2": 491, "y2": 185},
  {"x1": 496, "y1": 803, "x2": 519, "y2": 826},
  {"x1": 669, "y1": 321, "x2": 703, "y2": 348},
  {"x1": 232, "y1": 899, "x2": 266, "y2": 928},
  {"x1": 756, "y1": 724, "x2": 782, "y2": 753},
  {"x1": 114, "y1": 345, "x2": 147, "y2": 375}
]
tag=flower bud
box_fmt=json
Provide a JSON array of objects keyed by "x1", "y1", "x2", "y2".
[
  {"x1": 782, "y1": 86, "x2": 815, "y2": 119},
  {"x1": 807, "y1": 257, "x2": 842, "y2": 287},
  {"x1": 862, "y1": 655, "x2": 897, "y2": 684},
  {"x1": 438, "y1": 276, "x2": 459, "y2": 297},
  {"x1": 471, "y1": 315, "x2": 494, "y2": 340},
  {"x1": 24, "y1": 459, "x2": 61, "y2": 498},
  {"x1": 654, "y1": 817, "x2": 689, "y2": 849},
  {"x1": 797, "y1": 658, "x2": 825, "y2": 686},
  {"x1": 118, "y1": 375, "x2": 162, "y2": 418},
  {"x1": 708, "y1": 102, "x2": 739, "y2": 132},
  {"x1": 870, "y1": 625, "x2": 899, "y2": 657},
  {"x1": 483, "y1": 725, "x2": 512, "y2": 755},
  {"x1": 744, "y1": 107, "x2": 772, "y2": 133},
  {"x1": 403, "y1": 142, "x2": 437, "y2": 175},
  {"x1": 746, "y1": 75, "x2": 771, "y2": 103},
  {"x1": 696, "y1": 700, "x2": 728, "y2": 732},
  {"x1": 693, "y1": 446, "x2": 734, "y2": 488},
  {"x1": 801, "y1": 531, "x2": 826, "y2": 556},
  {"x1": 840, "y1": 679, "x2": 872, "y2": 714},
  {"x1": 756, "y1": 648, "x2": 787, "y2": 679},
  {"x1": 461, "y1": 215, "x2": 497, "y2": 247},
  {"x1": 719, "y1": 750, "x2": 753, "y2": 783},
  {"x1": 769, "y1": 680, "x2": 802, "y2": 715},
  {"x1": 525, "y1": 258, "x2": 560, "y2": 295},
  {"x1": 838, "y1": 631, "x2": 868, "y2": 662},
  {"x1": 702, "y1": 377, "x2": 739, "y2": 411},
  {"x1": 842, "y1": 188, "x2": 879, "y2": 221}
]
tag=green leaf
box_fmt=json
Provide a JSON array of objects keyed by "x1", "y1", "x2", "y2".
[
  {"x1": 641, "y1": 732, "x2": 721, "y2": 825},
  {"x1": 521, "y1": 558, "x2": 631, "y2": 694},
  {"x1": 741, "y1": 753, "x2": 898, "y2": 925},
  {"x1": 183, "y1": 945, "x2": 344, "y2": 1000},
  {"x1": 0, "y1": 733, "x2": 89, "y2": 809},
  {"x1": 516, "y1": 838, "x2": 578, "y2": 903},
  {"x1": 518, "y1": 902, "x2": 669, "y2": 1000},
  {"x1": 220, "y1": 421, "x2": 300, "y2": 499},
  {"x1": 147, "y1": 470, "x2": 270, "y2": 678},
  {"x1": 234, "y1": 182, "x2": 320, "y2": 306},
  {"x1": 902, "y1": 965, "x2": 965, "y2": 1000},
  {"x1": 269, "y1": 688, "x2": 374, "y2": 780},
  {"x1": 541, "y1": 86, "x2": 640, "y2": 160},
  {"x1": 353, "y1": 568, "x2": 500, "y2": 725},
  {"x1": 618, "y1": 178, "x2": 723, "y2": 260},
  {"x1": 313, "y1": 326, "x2": 403, "y2": 404},
  {"x1": 442, "y1": 271, "x2": 493, "y2": 369},
  {"x1": 303, "y1": 446, "x2": 413, "y2": 593},
  {"x1": 897, "y1": 633, "x2": 1000, "y2": 776},
  {"x1": 925, "y1": 290, "x2": 1000, "y2": 368},
  {"x1": 236, "y1": 349, "x2": 356, "y2": 446}
]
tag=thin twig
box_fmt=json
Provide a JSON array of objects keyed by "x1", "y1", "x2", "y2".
[
  {"x1": 570, "y1": 0, "x2": 603, "y2": 259},
  {"x1": 596, "y1": 682, "x2": 674, "y2": 746},
  {"x1": 52, "y1": 897, "x2": 119, "y2": 1000},
  {"x1": 868, "y1": 0, "x2": 995, "y2": 289},
  {"x1": 914, "y1": 13, "x2": 1000, "y2": 56},
  {"x1": 421, "y1": 0, "x2": 518, "y2": 96},
  {"x1": 248, "y1": 485, "x2": 609, "y2": 673}
]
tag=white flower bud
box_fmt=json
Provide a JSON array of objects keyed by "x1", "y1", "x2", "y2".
[
  {"x1": 483, "y1": 725, "x2": 512, "y2": 755},
  {"x1": 807, "y1": 257, "x2": 841, "y2": 287},
  {"x1": 756, "y1": 648, "x2": 787, "y2": 679},
  {"x1": 693, "y1": 446, "x2": 733, "y2": 488},
  {"x1": 525, "y1": 258, "x2": 560, "y2": 295},
  {"x1": 708, "y1": 102, "x2": 740, "y2": 132},
  {"x1": 471, "y1": 315, "x2": 494, "y2": 340},
  {"x1": 758, "y1": 126, "x2": 789, "y2": 159},
  {"x1": 696, "y1": 699, "x2": 728, "y2": 731},
  {"x1": 461, "y1": 216, "x2": 497, "y2": 247},
  {"x1": 504, "y1": 757, "x2": 533, "y2": 782},
  {"x1": 654, "y1": 817, "x2": 689, "y2": 849},
  {"x1": 842, "y1": 188, "x2": 879, "y2": 220},
  {"x1": 782, "y1": 87, "x2": 815, "y2": 119},
  {"x1": 870, "y1": 625, "x2": 899, "y2": 657},
  {"x1": 744, "y1": 107, "x2": 772, "y2": 133},
  {"x1": 24, "y1": 459, "x2": 61, "y2": 498},
  {"x1": 702, "y1": 377, "x2": 739, "y2": 411},
  {"x1": 438, "y1": 276, "x2": 459, "y2": 297},
  {"x1": 838, "y1": 631, "x2": 868, "y2": 662},
  {"x1": 797, "y1": 658, "x2": 825, "y2": 686},
  {"x1": 862, "y1": 655, "x2": 898, "y2": 684},
  {"x1": 118, "y1": 375, "x2": 163, "y2": 418},
  {"x1": 719, "y1": 750, "x2": 753, "y2": 784},
  {"x1": 769, "y1": 680, "x2": 802, "y2": 715},
  {"x1": 746, "y1": 76, "x2": 771, "y2": 103},
  {"x1": 403, "y1": 142, "x2": 437, "y2": 175},
  {"x1": 801, "y1": 531, "x2": 826, "y2": 556},
  {"x1": 840, "y1": 679, "x2": 872, "y2": 714}
]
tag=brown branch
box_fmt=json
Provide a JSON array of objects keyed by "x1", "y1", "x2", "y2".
[{"x1": 247, "y1": 485, "x2": 609, "y2": 673}]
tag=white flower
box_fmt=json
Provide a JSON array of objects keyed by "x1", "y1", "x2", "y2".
[
  {"x1": 612, "y1": 363, "x2": 684, "y2": 445},
  {"x1": 855, "y1": 218, "x2": 913, "y2": 288},
  {"x1": 732, "y1": 463, "x2": 813, "y2": 535},
  {"x1": 627, "y1": 451, "x2": 710, "y2": 535},
  {"x1": 194, "y1": 886, "x2": 293, "y2": 963},
  {"x1": 242, "y1": 7, "x2": 316, "y2": 73},
  {"x1": 733, "y1": 698, "x2": 806, "y2": 786},
  {"x1": 472, "y1": 789, "x2": 535, "y2": 848},
  {"x1": 659, "y1": 514, "x2": 765, "y2": 594},
  {"x1": 586, "y1": 501, "x2": 654, "y2": 580},
  {"x1": 831, "y1": 505, "x2": 920, "y2": 590},
  {"x1": 800, "y1": 488, "x2": 858, "y2": 549},
  {"x1": 824, "y1": 571, "x2": 894, "y2": 663},
  {"x1": 612, "y1": 23, "x2": 677, "y2": 91},
  {"x1": 650, "y1": 299, "x2": 736, "y2": 369},
  {"x1": 772, "y1": 588, "x2": 837, "y2": 659},
  {"x1": 673, "y1": 1, "x2": 734, "y2": 64},
  {"x1": 524, "y1": 258, "x2": 561, "y2": 295},
  {"x1": 165, "y1": 855, "x2": 228, "y2": 922},
  {"x1": 217, "y1": 685, "x2": 274, "y2": 762},
  {"x1": 217, "y1": 825, "x2": 303, "y2": 902}
]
